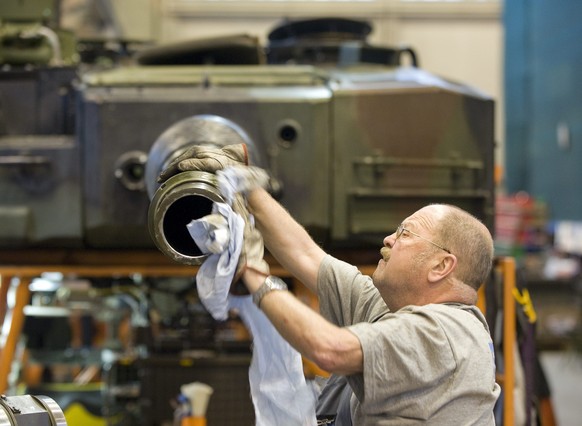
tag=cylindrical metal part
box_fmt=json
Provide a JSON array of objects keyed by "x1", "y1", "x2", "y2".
[
  {"x1": 145, "y1": 114, "x2": 264, "y2": 265},
  {"x1": 0, "y1": 395, "x2": 67, "y2": 426},
  {"x1": 148, "y1": 171, "x2": 225, "y2": 265},
  {"x1": 144, "y1": 114, "x2": 261, "y2": 200}
]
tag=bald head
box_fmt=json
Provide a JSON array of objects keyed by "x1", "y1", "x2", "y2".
[{"x1": 428, "y1": 204, "x2": 494, "y2": 290}]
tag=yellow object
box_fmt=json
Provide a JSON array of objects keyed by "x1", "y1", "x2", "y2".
[
  {"x1": 181, "y1": 416, "x2": 206, "y2": 426},
  {"x1": 512, "y1": 287, "x2": 537, "y2": 323},
  {"x1": 0, "y1": 277, "x2": 30, "y2": 393},
  {"x1": 64, "y1": 402, "x2": 106, "y2": 426}
]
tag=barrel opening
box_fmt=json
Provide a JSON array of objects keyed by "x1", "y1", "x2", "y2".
[{"x1": 162, "y1": 194, "x2": 214, "y2": 256}]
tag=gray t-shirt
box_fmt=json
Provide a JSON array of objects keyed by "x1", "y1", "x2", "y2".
[{"x1": 317, "y1": 255, "x2": 501, "y2": 425}]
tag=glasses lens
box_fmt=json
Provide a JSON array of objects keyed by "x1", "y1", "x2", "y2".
[{"x1": 396, "y1": 224, "x2": 403, "y2": 239}]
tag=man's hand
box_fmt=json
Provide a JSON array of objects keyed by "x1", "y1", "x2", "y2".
[
  {"x1": 216, "y1": 165, "x2": 270, "y2": 205},
  {"x1": 156, "y1": 143, "x2": 270, "y2": 291},
  {"x1": 231, "y1": 193, "x2": 270, "y2": 293},
  {"x1": 157, "y1": 143, "x2": 248, "y2": 183},
  {"x1": 215, "y1": 166, "x2": 271, "y2": 282}
]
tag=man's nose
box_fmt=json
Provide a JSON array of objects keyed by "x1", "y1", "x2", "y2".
[{"x1": 383, "y1": 233, "x2": 396, "y2": 248}]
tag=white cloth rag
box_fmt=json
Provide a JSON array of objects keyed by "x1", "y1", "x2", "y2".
[
  {"x1": 186, "y1": 165, "x2": 317, "y2": 425},
  {"x1": 187, "y1": 210, "x2": 317, "y2": 425},
  {"x1": 187, "y1": 201, "x2": 244, "y2": 321},
  {"x1": 216, "y1": 165, "x2": 270, "y2": 205},
  {"x1": 229, "y1": 296, "x2": 317, "y2": 426}
]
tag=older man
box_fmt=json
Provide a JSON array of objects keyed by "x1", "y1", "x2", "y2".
[
  {"x1": 159, "y1": 145, "x2": 500, "y2": 425},
  {"x1": 242, "y1": 188, "x2": 500, "y2": 425}
]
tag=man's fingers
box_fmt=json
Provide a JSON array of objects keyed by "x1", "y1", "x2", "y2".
[
  {"x1": 156, "y1": 143, "x2": 248, "y2": 183},
  {"x1": 221, "y1": 144, "x2": 249, "y2": 164},
  {"x1": 157, "y1": 163, "x2": 180, "y2": 183},
  {"x1": 177, "y1": 157, "x2": 226, "y2": 173}
]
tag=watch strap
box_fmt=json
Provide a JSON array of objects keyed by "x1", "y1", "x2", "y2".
[{"x1": 252, "y1": 275, "x2": 288, "y2": 308}]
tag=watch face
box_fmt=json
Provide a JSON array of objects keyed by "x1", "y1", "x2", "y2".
[
  {"x1": 253, "y1": 276, "x2": 288, "y2": 307},
  {"x1": 266, "y1": 276, "x2": 288, "y2": 291}
]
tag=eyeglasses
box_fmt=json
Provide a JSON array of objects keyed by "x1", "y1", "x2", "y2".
[{"x1": 395, "y1": 224, "x2": 451, "y2": 254}]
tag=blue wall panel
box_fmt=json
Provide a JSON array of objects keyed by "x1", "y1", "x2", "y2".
[{"x1": 505, "y1": 1, "x2": 582, "y2": 220}]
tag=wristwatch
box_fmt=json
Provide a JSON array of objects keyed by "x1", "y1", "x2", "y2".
[{"x1": 252, "y1": 275, "x2": 288, "y2": 308}]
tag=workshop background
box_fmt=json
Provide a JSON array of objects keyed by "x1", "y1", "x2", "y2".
[{"x1": 1, "y1": 0, "x2": 581, "y2": 425}]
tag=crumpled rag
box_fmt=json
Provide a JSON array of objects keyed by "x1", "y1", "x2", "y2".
[{"x1": 186, "y1": 169, "x2": 317, "y2": 425}]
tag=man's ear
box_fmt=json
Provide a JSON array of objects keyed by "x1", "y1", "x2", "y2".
[{"x1": 428, "y1": 254, "x2": 457, "y2": 283}]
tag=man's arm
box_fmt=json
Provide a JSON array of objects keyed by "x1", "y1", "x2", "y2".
[
  {"x1": 155, "y1": 145, "x2": 363, "y2": 373},
  {"x1": 246, "y1": 187, "x2": 326, "y2": 294},
  {"x1": 243, "y1": 267, "x2": 363, "y2": 375},
  {"x1": 244, "y1": 188, "x2": 363, "y2": 375}
]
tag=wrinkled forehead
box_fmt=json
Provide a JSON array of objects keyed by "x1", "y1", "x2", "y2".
[{"x1": 402, "y1": 205, "x2": 446, "y2": 232}]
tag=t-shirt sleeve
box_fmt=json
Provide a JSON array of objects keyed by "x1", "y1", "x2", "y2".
[
  {"x1": 345, "y1": 308, "x2": 456, "y2": 414},
  {"x1": 317, "y1": 255, "x2": 389, "y2": 326}
]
